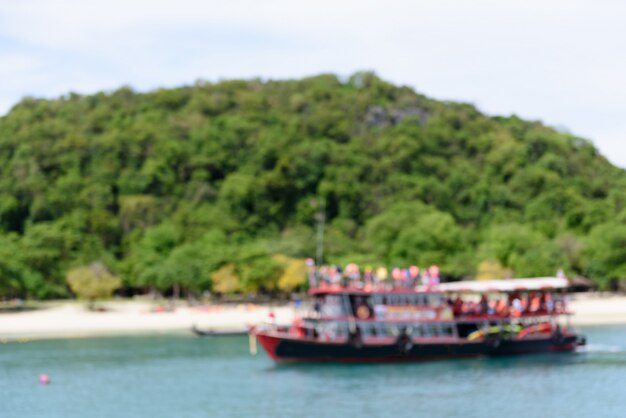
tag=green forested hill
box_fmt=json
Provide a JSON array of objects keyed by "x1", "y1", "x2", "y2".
[{"x1": 1, "y1": 72, "x2": 625, "y2": 298}]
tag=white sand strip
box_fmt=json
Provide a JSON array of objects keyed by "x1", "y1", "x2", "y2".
[
  {"x1": 0, "y1": 295, "x2": 624, "y2": 341},
  {"x1": 569, "y1": 294, "x2": 626, "y2": 326},
  {"x1": 0, "y1": 302, "x2": 295, "y2": 341}
]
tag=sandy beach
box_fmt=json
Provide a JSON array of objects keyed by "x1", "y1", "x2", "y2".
[
  {"x1": 0, "y1": 294, "x2": 624, "y2": 341},
  {"x1": 0, "y1": 301, "x2": 296, "y2": 341},
  {"x1": 568, "y1": 293, "x2": 626, "y2": 326}
]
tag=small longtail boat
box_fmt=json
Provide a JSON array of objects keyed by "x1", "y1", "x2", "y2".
[{"x1": 192, "y1": 325, "x2": 249, "y2": 337}]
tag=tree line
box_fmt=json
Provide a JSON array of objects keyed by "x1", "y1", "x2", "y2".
[{"x1": 1, "y1": 72, "x2": 625, "y2": 299}]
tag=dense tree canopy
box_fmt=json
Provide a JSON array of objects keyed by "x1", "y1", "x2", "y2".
[{"x1": 1, "y1": 72, "x2": 625, "y2": 297}]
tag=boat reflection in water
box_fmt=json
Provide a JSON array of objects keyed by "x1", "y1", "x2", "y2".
[{"x1": 253, "y1": 273, "x2": 586, "y2": 363}]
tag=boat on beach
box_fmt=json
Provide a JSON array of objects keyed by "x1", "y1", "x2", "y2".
[{"x1": 253, "y1": 276, "x2": 586, "y2": 363}]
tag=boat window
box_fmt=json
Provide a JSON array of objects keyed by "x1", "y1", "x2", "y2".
[
  {"x1": 428, "y1": 294, "x2": 442, "y2": 307},
  {"x1": 433, "y1": 324, "x2": 442, "y2": 337},
  {"x1": 324, "y1": 321, "x2": 347, "y2": 338},
  {"x1": 422, "y1": 324, "x2": 432, "y2": 337},
  {"x1": 441, "y1": 324, "x2": 454, "y2": 336},
  {"x1": 416, "y1": 324, "x2": 424, "y2": 337},
  {"x1": 314, "y1": 324, "x2": 324, "y2": 338},
  {"x1": 382, "y1": 325, "x2": 398, "y2": 337},
  {"x1": 316, "y1": 322, "x2": 338, "y2": 340},
  {"x1": 423, "y1": 324, "x2": 435, "y2": 337},
  {"x1": 320, "y1": 295, "x2": 345, "y2": 317},
  {"x1": 362, "y1": 323, "x2": 378, "y2": 337},
  {"x1": 434, "y1": 325, "x2": 443, "y2": 337}
]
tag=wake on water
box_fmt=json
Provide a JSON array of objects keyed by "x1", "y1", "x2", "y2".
[{"x1": 578, "y1": 344, "x2": 625, "y2": 354}]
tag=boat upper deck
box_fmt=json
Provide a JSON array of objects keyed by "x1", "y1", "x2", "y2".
[
  {"x1": 308, "y1": 277, "x2": 569, "y2": 296},
  {"x1": 308, "y1": 285, "x2": 443, "y2": 296},
  {"x1": 304, "y1": 277, "x2": 571, "y2": 324}
]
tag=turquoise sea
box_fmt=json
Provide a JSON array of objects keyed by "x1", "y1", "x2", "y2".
[{"x1": 1, "y1": 325, "x2": 625, "y2": 418}]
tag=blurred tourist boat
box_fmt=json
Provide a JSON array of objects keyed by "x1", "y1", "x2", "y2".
[{"x1": 253, "y1": 276, "x2": 586, "y2": 362}]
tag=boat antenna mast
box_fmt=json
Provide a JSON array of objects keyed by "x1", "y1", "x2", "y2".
[{"x1": 315, "y1": 196, "x2": 325, "y2": 267}]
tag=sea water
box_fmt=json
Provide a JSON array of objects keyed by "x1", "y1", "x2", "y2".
[{"x1": 1, "y1": 325, "x2": 625, "y2": 418}]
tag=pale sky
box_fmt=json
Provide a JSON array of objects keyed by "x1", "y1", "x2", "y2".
[{"x1": 1, "y1": 0, "x2": 625, "y2": 167}]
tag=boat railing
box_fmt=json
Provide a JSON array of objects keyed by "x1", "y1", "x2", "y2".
[
  {"x1": 304, "y1": 310, "x2": 572, "y2": 323},
  {"x1": 258, "y1": 313, "x2": 567, "y2": 342},
  {"x1": 308, "y1": 284, "x2": 441, "y2": 294},
  {"x1": 269, "y1": 324, "x2": 517, "y2": 344}
]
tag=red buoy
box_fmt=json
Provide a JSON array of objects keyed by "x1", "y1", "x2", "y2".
[{"x1": 39, "y1": 374, "x2": 50, "y2": 385}]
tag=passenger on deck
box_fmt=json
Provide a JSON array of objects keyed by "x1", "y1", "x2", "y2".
[
  {"x1": 330, "y1": 265, "x2": 342, "y2": 287},
  {"x1": 355, "y1": 298, "x2": 372, "y2": 320},
  {"x1": 345, "y1": 263, "x2": 361, "y2": 288},
  {"x1": 496, "y1": 299, "x2": 509, "y2": 317},
  {"x1": 463, "y1": 301, "x2": 478, "y2": 315},
  {"x1": 511, "y1": 296, "x2": 523, "y2": 317},
  {"x1": 452, "y1": 296, "x2": 464, "y2": 316},
  {"x1": 392, "y1": 267, "x2": 403, "y2": 288},
  {"x1": 409, "y1": 265, "x2": 420, "y2": 288},
  {"x1": 317, "y1": 266, "x2": 328, "y2": 286},
  {"x1": 376, "y1": 266, "x2": 389, "y2": 289},
  {"x1": 544, "y1": 293, "x2": 555, "y2": 313},
  {"x1": 428, "y1": 265, "x2": 440, "y2": 287},
  {"x1": 529, "y1": 292, "x2": 541, "y2": 313},
  {"x1": 403, "y1": 268, "x2": 412, "y2": 288},
  {"x1": 363, "y1": 266, "x2": 374, "y2": 290},
  {"x1": 313, "y1": 297, "x2": 322, "y2": 315},
  {"x1": 555, "y1": 295, "x2": 565, "y2": 313},
  {"x1": 479, "y1": 295, "x2": 489, "y2": 315}
]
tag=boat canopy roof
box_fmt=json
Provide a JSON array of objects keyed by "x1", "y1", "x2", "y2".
[{"x1": 437, "y1": 277, "x2": 569, "y2": 293}]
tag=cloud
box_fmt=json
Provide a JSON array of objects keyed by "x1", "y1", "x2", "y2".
[{"x1": 0, "y1": 0, "x2": 625, "y2": 166}]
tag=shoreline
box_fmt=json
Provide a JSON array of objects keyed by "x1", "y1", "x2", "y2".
[
  {"x1": 568, "y1": 293, "x2": 626, "y2": 326},
  {"x1": 1, "y1": 294, "x2": 625, "y2": 342},
  {"x1": 0, "y1": 301, "x2": 295, "y2": 342}
]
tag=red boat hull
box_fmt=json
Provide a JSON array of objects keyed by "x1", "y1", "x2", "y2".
[{"x1": 255, "y1": 332, "x2": 583, "y2": 363}]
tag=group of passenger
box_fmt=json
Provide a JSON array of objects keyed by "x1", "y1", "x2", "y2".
[
  {"x1": 451, "y1": 291, "x2": 565, "y2": 318},
  {"x1": 307, "y1": 259, "x2": 441, "y2": 290}
]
